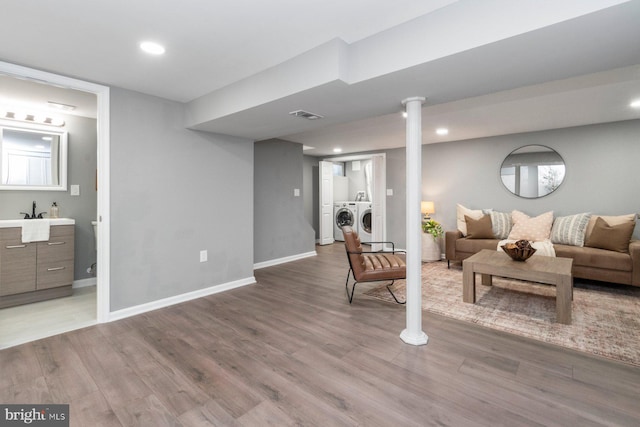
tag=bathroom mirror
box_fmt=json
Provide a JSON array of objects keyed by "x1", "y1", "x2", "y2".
[
  {"x1": 500, "y1": 145, "x2": 565, "y2": 198},
  {"x1": 0, "y1": 125, "x2": 68, "y2": 191}
]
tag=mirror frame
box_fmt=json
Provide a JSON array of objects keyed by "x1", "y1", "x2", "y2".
[
  {"x1": 0, "y1": 123, "x2": 68, "y2": 191},
  {"x1": 499, "y1": 144, "x2": 566, "y2": 199}
]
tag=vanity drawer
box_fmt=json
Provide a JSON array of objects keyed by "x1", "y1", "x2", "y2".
[
  {"x1": 0, "y1": 239, "x2": 36, "y2": 296},
  {"x1": 0, "y1": 227, "x2": 22, "y2": 243},
  {"x1": 37, "y1": 260, "x2": 74, "y2": 290},
  {"x1": 37, "y1": 234, "x2": 74, "y2": 263}
]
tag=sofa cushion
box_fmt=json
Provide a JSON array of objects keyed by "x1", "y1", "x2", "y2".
[
  {"x1": 465, "y1": 215, "x2": 494, "y2": 239},
  {"x1": 508, "y1": 210, "x2": 554, "y2": 241},
  {"x1": 456, "y1": 238, "x2": 499, "y2": 254},
  {"x1": 555, "y1": 244, "x2": 632, "y2": 272},
  {"x1": 456, "y1": 204, "x2": 485, "y2": 236},
  {"x1": 550, "y1": 212, "x2": 591, "y2": 247},
  {"x1": 585, "y1": 217, "x2": 635, "y2": 253},
  {"x1": 490, "y1": 211, "x2": 512, "y2": 239}
]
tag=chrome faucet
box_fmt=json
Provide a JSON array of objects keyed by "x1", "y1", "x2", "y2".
[{"x1": 20, "y1": 201, "x2": 46, "y2": 219}]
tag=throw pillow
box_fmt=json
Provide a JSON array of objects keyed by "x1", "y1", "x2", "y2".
[
  {"x1": 456, "y1": 204, "x2": 484, "y2": 236},
  {"x1": 585, "y1": 217, "x2": 635, "y2": 253},
  {"x1": 585, "y1": 214, "x2": 636, "y2": 241},
  {"x1": 465, "y1": 215, "x2": 494, "y2": 239},
  {"x1": 550, "y1": 213, "x2": 591, "y2": 247},
  {"x1": 507, "y1": 210, "x2": 554, "y2": 241},
  {"x1": 490, "y1": 211, "x2": 512, "y2": 239}
]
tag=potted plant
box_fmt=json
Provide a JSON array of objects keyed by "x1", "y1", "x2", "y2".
[
  {"x1": 422, "y1": 219, "x2": 443, "y2": 240},
  {"x1": 421, "y1": 219, "x2": 443, "y2": 262}
]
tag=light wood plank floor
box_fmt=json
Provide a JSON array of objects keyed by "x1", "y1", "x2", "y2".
[{"x1": 1, "y1": 244, "x2": 638, "y2": 426}]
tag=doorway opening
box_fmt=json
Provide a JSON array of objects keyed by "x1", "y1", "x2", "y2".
[
  {"x1": 319, "y1": 153, "x2": 386, "y2": 250},
  {"x1": 0, "y1": 60, "x2": 110, "y2": 348}
]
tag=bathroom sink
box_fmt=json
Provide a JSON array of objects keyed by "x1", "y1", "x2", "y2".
[{"x1": 0, "y1": 218, "x2": 75, "y2": 228}]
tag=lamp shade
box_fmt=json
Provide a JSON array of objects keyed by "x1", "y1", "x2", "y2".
[{"x1": 421, "y1": 201, "x2": 435, "y2": 215}]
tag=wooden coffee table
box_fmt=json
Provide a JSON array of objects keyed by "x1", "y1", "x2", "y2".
[{"x1": 462, "y1": 249, "x2": 573, "y2": 324}]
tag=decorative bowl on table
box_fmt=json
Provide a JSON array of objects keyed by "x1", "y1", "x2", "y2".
[{"x1": 501, "y1": 240, "x2": 536, "y2": 261}]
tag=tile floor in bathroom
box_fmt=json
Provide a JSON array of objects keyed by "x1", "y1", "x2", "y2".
[{"x1": 0, "y1": 285, "x2": 96, "y2": 349}]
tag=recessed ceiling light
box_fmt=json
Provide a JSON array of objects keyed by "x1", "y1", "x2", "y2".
[
  {"x1": 630, "y1": 99, "x2": 640, "y2": 108},
  {"x1": 436, "y1": 128, "x2": 449, "y2": 135},
  {"x1": 333, "y1": 148, "x2": 342, "y2": 153},
  {"x1": 140, "y1": 41, "x2": 165, "y2": 55}
]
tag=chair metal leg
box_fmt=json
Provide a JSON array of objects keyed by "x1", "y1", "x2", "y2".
[
  {"x1": 345, "y1": 268, "x2": 357, "y2": 304},
  {"x1": 386, "y1": 280, "x2": 406, "y2": 304}
]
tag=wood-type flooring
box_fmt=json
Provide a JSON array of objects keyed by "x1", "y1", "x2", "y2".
[{"x1": 1, "y1": 243, "x2": 638, "y2": 426}]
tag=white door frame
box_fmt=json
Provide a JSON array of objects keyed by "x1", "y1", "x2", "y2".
[
  {"x1": 322, "y1": 153, "x2": 387, "y2": 245},
  {"x1": 0, "y1": 60, "x2": 111, "y2": 323},
  {"x1": 318, "y1": 161, "x2": 335, "y2": 245}
]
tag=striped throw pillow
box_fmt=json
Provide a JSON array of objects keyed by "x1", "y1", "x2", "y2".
[
  {"x1": 490, "y1": 211, "x2": 512, "y2": 239},
  {"x1": 550, "y1": 213, "x2": 591, "y2": 247}
]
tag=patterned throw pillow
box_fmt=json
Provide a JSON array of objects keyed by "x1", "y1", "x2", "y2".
[
  {"x1": 507, "y1": 210, "x2": 554, "y2": 241},
  {"x1": 490, "y1": 211, "x2": 512, "y2": 239},
  {"x1": 550, "y1": 213, "x2": 591, "y2": 247}
]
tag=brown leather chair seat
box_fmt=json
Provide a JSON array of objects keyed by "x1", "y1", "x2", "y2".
[{"x1": 341, "y1": 226, "x2": 406, "y2": 304}]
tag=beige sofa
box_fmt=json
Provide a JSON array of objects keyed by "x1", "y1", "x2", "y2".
[{"x1": 445, "y1": 231, "x2": 640, "y2": 287}]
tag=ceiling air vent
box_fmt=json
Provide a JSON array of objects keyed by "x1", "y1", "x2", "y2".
[{"x1": 289, "y1": 109, "x2": 323, "y2": 120}]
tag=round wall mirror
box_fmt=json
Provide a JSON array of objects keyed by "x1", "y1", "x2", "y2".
[{"x1": 500, "y1": 145, "x2": 565, "y2": 198}]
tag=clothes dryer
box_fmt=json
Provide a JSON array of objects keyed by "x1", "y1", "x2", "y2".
[
  {"x1": 357, "y1": 202, "x2": 372, "y2": 244},
  {"x1": 334, "y1": 202, "x2": 357, "y2": 241}
]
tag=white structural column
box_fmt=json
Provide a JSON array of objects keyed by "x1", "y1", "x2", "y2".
[{"x1": 400, "y1": 97, "x2": 429, "y2": 346}]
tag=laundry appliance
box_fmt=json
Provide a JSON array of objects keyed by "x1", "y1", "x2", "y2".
[
  {"x1": 357, "y1": 202, "x2": 372, "y2": 244},
  {"x1": 334, "y1": 202, "x2": 357, "y2": 241}
]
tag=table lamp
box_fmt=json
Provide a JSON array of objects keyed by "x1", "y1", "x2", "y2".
[{"x1": 421, "y1": 201, "x2": 435, "y2": 221}]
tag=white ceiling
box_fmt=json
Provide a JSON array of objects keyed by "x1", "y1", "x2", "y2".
[
  {"x1": 1, "y1": 0, "x2": 639, "y2": 156},
  {"x1": 0, "y1": 0, "x2": 457, "y2": 102}
]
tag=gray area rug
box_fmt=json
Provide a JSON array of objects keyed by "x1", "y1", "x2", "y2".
[{"x1": 363, "y1": 261, "x2": 640, "y2": 366}]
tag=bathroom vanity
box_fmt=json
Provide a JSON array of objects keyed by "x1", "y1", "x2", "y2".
[{"x1": 0, "y1": 219, "x2": 75, "y2": 308}]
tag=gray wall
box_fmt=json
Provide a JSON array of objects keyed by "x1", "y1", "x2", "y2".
[
  {"x1": 110, "y1": 88, "x2": 254, "y2": 312},
  {"x1": 422, "y1": 119, "x2": 640, "y2": 245},
  {"x1": 308, "y1": 119, "x2": 640, "y2": 249},
  {"x1": 0, "y1": 114, "x2": 98, "y2": 280},
  {"x1": 254, "y1": 139, "x2": 315, "y2": 263}
]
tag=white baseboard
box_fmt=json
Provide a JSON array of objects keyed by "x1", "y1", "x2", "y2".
[
  {"x1": 73, "y1": 277, "x2": 97, "y2": 288},
  {"x1": 108, "y1": 276, "x2": 256, "y2": 322},
  {"x1": 253, "y1": 251, "x2": 317, "y2": 270}
]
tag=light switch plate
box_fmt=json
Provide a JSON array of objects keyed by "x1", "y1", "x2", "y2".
[
  {"x1": 294, "y1": 188, "x2": 300, "y2": 197},
  {"x1": 200, "y1": 250, "x2": 208, "y2": 262},
  {"x1": 70, "y1": 185, "x2": 80, "y2": 196},
  {"x1": 386, "y1": 189, "x2": 393, "y2": 196}
]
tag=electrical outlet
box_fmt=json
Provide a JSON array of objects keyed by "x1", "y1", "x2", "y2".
[{"x1": 199, "y1": 250, "x2": 208, "y2": 262}]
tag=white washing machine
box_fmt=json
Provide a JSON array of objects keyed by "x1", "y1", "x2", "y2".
[
  {"x1": 357, "y1": 202, "x2": 372, "y2": 244},
  {"x1": 334, "y1": 202, "x2": 358, "y2": 241}
]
